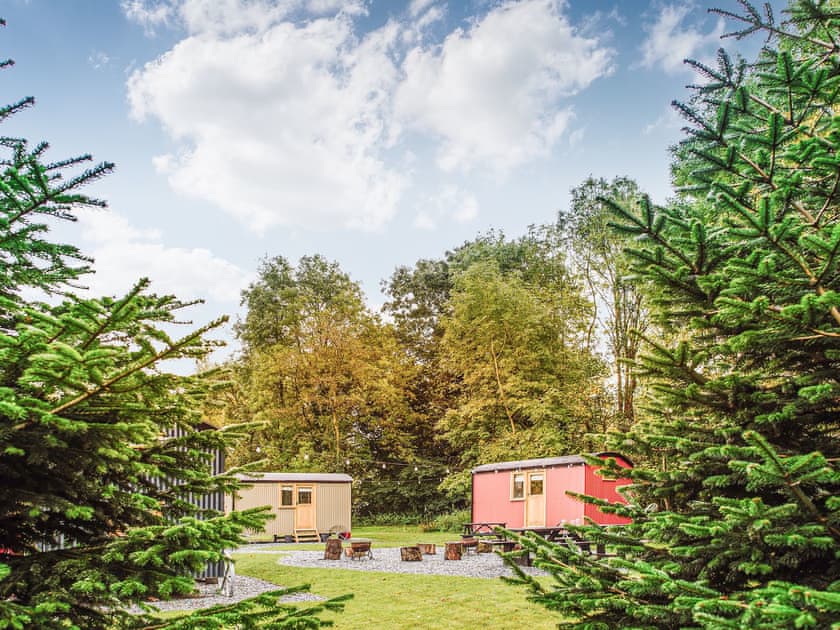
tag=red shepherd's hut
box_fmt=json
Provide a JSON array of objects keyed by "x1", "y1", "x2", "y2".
[{"x1": 470, "y1": 453, "x2": 632, "y2": 528}]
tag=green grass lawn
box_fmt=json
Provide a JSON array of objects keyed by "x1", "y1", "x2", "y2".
[{"x1": 233, "y1": 552, "x2": 561, "y2": 630}]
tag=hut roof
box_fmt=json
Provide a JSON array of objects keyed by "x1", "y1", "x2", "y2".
[
  {"x1": 472, "y1": 456, "x2": 585, "y2": 473},
  {"x1": 471, "y1": 452, "x2": 630, "y2": 474},
  {"x1": 235, "y1": 472, "x2": 353, "y2": 483}
]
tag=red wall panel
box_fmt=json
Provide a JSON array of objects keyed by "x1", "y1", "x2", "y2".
[
  {"x1": 472, "y1": 470, "x2": 524, "y2": 528},
  {"x1": 583, "y1": 456, "x2": 632, "y2": 525},
  {"x1": 546, "y1": 465, "x2": 586, "y2": 526}
]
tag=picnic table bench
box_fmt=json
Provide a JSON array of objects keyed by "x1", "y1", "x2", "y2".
[{"x1": 477, "y1": 539, "x2": 518, "y2": 553}]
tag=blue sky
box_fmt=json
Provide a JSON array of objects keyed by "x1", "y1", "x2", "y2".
[{"x1": 1, "y1": 0, "x2": 778, "y2": 363}]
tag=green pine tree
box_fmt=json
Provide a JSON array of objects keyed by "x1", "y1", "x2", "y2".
[
  {"x1": 504, "y1": 2, "x2": 840, "y2": 628},
  {"x1": 0, "y1": 23, "x2": 347, "y2": 629}
]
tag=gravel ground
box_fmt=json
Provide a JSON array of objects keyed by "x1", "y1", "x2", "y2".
[
  {"x1": 128, "y1": 575, "x2": 323, "y2": 615},
  {"x1": 130, "y1": 544, "x2": 543, "y2": 614},
  {"x1": 271, "y1": 545, "x2": 546, "y2": 579}
]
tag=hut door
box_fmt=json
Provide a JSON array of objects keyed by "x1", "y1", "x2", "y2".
[
  {"x1": 525, "y1": 471, "x2": 546, "y2": 527},
  {"x1": 295, "y1": 486, "x2": 316, "y2": 530}
]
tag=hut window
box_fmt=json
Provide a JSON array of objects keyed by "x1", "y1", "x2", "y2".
[
  {"x1": 297, "y1": 486, "x2": 313, "y2": 505},
  {"x1": 529, "y1": 473, "x2": 544, "y2": 496},
  {"x1": 511, "y1": 473, "x2": 525, "y2": 500},
  {"x1": 280, "y1": 485, "x2": 293, "y2": 506}
]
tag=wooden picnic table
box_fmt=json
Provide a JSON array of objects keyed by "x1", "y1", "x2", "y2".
[
  {"x1": 506, "y1": 527, "x2": 606, "y2": 555},
  {"x1": 462, "y1": 522, "x2": 506, "y2": 538}
]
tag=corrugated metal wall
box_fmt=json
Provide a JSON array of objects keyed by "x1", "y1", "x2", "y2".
[
  {"x1": 315, "y1": 483, "x2": 352, "y2": 534},
  {"x1": 159, "y1": 425, "x2": 227, "y2": 579},
  {"x1": 231, "y1": 482, "x2": 292, "y2": 538}
]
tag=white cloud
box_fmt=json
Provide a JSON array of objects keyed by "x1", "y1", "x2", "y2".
[
  {"x1": 415, "y1": 4, "x2": 444, "y2": 30},
  {"x1": 568, "y1": 127, "x2": 585, "y2": 147},
  {"x1": 126, "y1": 0, "x2": 611, "y2": 232},
  {"x1": 121, "y1": 0, "x2": 174, "y2": 35},
  {"x1": 640, "y1": 5, "x2": 724, "y2": 74},
  {"x1": 413, "y1": 211, "x2": 436, "y2": 230},
  {"x1": 88, "y1": 51, "x2": 112, "y2": 70},
  {"x1": 409, "y1": 0, "x2": 436, "y2": 18},
  {"x1": 176, "y1": 0, "x2": 297, "y2": 35},
  {"x1": 413, "y1": 185, "x2": 479, "y2": 230},
  {"x1": 306, "y1": 0, "x2": 365, "y2": 16},
  {"x1": 395, "y1": 0, "x2": 613, "y2": 173},
  {"x1": 127, "y1": 14, "x2": 407, "y2": 233},
  {"x1": 122, "y1": 0, "x2": 365, "y2": 36},
  {"x1": 78, "y1": 212, "x2": 250, "y2": 303}
]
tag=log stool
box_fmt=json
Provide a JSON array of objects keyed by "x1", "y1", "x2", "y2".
[
  {"x1": 416, "y1": 542, "x2": 436, "y2": 555},
  {"x1": 323, "y1": 538, "x2": 342, "y2": 560},
  {"x1": 444, "y1": 542, "x2": 462, "y2": 560},
  {"x1": 400, "y1": 546, "x2": 423, "y2": 561},
  {"x1": 477, "y1": 540, "x2": 494, "y2": 553}
]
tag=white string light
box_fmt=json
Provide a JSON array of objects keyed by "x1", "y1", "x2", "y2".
[{"x1": 282, "y1": 452, "x2": 454, "y2": 474}]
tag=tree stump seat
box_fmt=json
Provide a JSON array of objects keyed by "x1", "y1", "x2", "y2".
[
  {"x1": 323, "y1": 538, "x2": 342, "y2": 560},
  {"x1": 416, "y1": 542, "x2": 436, "y2": 555},
  {"x1": 400, "y1": 546, "x2": 423, "y2": 561},
  {"x1": 511, "y1": 550, "x2": 532, "y2": 567},
  {"x1": 444, "y1": 542, "x2": 462, "y2": 560}
]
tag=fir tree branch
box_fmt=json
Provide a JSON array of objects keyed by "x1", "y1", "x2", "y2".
[
  {"x1": 78, "y1": 278, "x2": 150, "y2": 351},
  {"x1": 711, "y1": 5, "x2": 837, "y2": 51},
  {"x1": 791, "y1": 200, "x2": 817, "y2": 228},
  {"x1": 813, "y1": 171, "x2": 840, "y2": 226},
  {"x1": 720, "y1": 190, "x2": 840, "y2": 325},
  {"x1": 743, "y1": 430, "x2": 840, "y2": 541},
  {"x1": 602, "y1": 196, "x2": 700, "y2": 274},
  {"x1": 12, "y1": 317, "x2": 226, "y2": 429}
]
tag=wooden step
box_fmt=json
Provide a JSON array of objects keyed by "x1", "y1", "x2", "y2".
[{"x1": 294, "y1": 528, "x2": 320, "y2": 543}]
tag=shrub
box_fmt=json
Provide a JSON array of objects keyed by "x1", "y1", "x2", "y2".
[{"x1": 432, "y1": 509, "x2": 472, "y2": 533}]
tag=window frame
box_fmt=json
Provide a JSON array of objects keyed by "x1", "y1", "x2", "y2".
[
  {"x1": 528, "y1": 472, "x2": 544, "y2": 496},
  {"x1": 511, "y1": 472, "x2": 526, "y2": 501},
  {"x1": 297, "y1": 485, "x2": 313, "y2": 506},
  {"x1": 279, "y1": 484, "x2": 294, "y2": 508}
]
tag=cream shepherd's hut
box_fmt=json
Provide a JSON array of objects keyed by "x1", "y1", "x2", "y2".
[{"x1": 227, "y1": 473, "x2": 352, "y2": 542}]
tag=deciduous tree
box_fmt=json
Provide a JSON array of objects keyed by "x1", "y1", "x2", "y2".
[
  {"x1": 561, "y1": 176, "x2": 649, "y2": 429},
  {"x1": 233, "y1": 255, "x2": 444, "y2": 516},
  {"x1": 439, "y1": 230, "x2": 607, "y2": 495}
]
